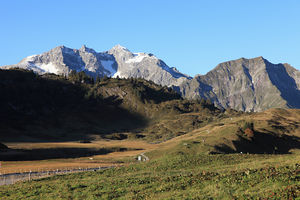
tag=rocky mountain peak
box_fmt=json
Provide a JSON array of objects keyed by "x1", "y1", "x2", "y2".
[
  {"x1": 110, "y1": 44, "x2": 130, "y2": 52},
  {"x1": 80, "y1": 44, "x2": 87, "y2": 50},
  {"x1": 176, "y1": 56, "x2": 300, "y2": 112},
  {"x1": 53, "y1": 45, "x2": 68, "y2": 51},
  {"x1": 79, "y1": 45, "x2": 96, "y2": 54},
  {"x1": 51, "y1": 45, "x2": 74, "y2": 55},
  {"x1": 108, "y1": 45, "x2": 134, "y2": 63},
  {"x1": 1, "y1": 45, "x2": 189, "y2": 87}
]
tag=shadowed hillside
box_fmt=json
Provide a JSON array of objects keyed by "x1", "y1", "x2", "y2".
[
  {"x1": 265, "y1": 61, "x2": 300, "y2": 108},
  {"x1": 0, "y1": 69, "x2": 221, "y2": 143}
]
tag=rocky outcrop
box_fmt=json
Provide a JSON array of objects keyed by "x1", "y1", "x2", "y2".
[{"x1": 176, "y1": 57, "x2": 300, "y2": 111}]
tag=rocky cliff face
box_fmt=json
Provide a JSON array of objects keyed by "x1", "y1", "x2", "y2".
[
  {"x1": 2, "y1": 46, "x2": 300, "y2": 112},
  {"x1": 176, "y1": 57, "x2": 300, "y2": 111},
  {"x1": 108, "y1": 45, "x2": 190, "y2": 86},
  {"x1": 1, "y1": 45, "x2": 190, "y2": 87},
  {"x1": 2, "y1": 45, "x2": 118, "y2": 77}
]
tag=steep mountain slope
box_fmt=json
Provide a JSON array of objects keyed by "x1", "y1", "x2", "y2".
[
  {"x1": 176, "y1": 57, "x2": 300, "y2": 111},
  {"x1": 1, "y1": 45, "x2": 190, "y2": 87}
]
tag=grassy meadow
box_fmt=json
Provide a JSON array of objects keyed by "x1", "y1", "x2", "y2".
[{"x1": 0, "y1": 151, "x2": 299, "y2": 199}]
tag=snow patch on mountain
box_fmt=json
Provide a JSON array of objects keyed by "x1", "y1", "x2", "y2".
[
  {"x1": 112, "y1": 71, "x2": 122, "y2": 78},
  {"x1": 39, "y1": 63, "x2": 59, "y2": 74},
  {"x1": 23, "y1": 55, "x2": 37, "y2": 62},
  {"x1": 125, "y1": 53, "x2": 149, "y2": 63}
]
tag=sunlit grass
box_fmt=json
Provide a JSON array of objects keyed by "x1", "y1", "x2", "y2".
[{"x1": 0, "y1": 151, "x2": 299, "y2": 199}]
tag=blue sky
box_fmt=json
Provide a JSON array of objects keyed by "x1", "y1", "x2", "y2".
[{"x1": 1, "y1": 0, "x2": 299, "y2": 76}]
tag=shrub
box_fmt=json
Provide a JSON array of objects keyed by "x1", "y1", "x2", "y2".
[
  {"x1": 0, "y1": 142, "x2": 8, "y2": 150},
  {"x1": 242, "y1": 121, "x2": 254, "y2": 131},
  {"x1": 244, "y1": 128, "x2": 254, "y2": 139}
]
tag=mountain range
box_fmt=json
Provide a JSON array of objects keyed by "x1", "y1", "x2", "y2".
[{"x1": 2, "y1": 45, "x2": 300, "y2": 112}]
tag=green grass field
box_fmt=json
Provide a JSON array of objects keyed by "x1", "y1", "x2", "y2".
[{"x1": 0, "y1": 147, "x2": 299, "y2": 199}]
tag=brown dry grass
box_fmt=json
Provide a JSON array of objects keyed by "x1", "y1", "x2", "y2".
[{"x1": 0, "y1": 140, "x2": 159, "y2": 174}]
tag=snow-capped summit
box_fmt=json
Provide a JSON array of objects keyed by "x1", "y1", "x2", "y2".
[{"x1": 1, "y1": 45, "x2": 191, "y2": 87}]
